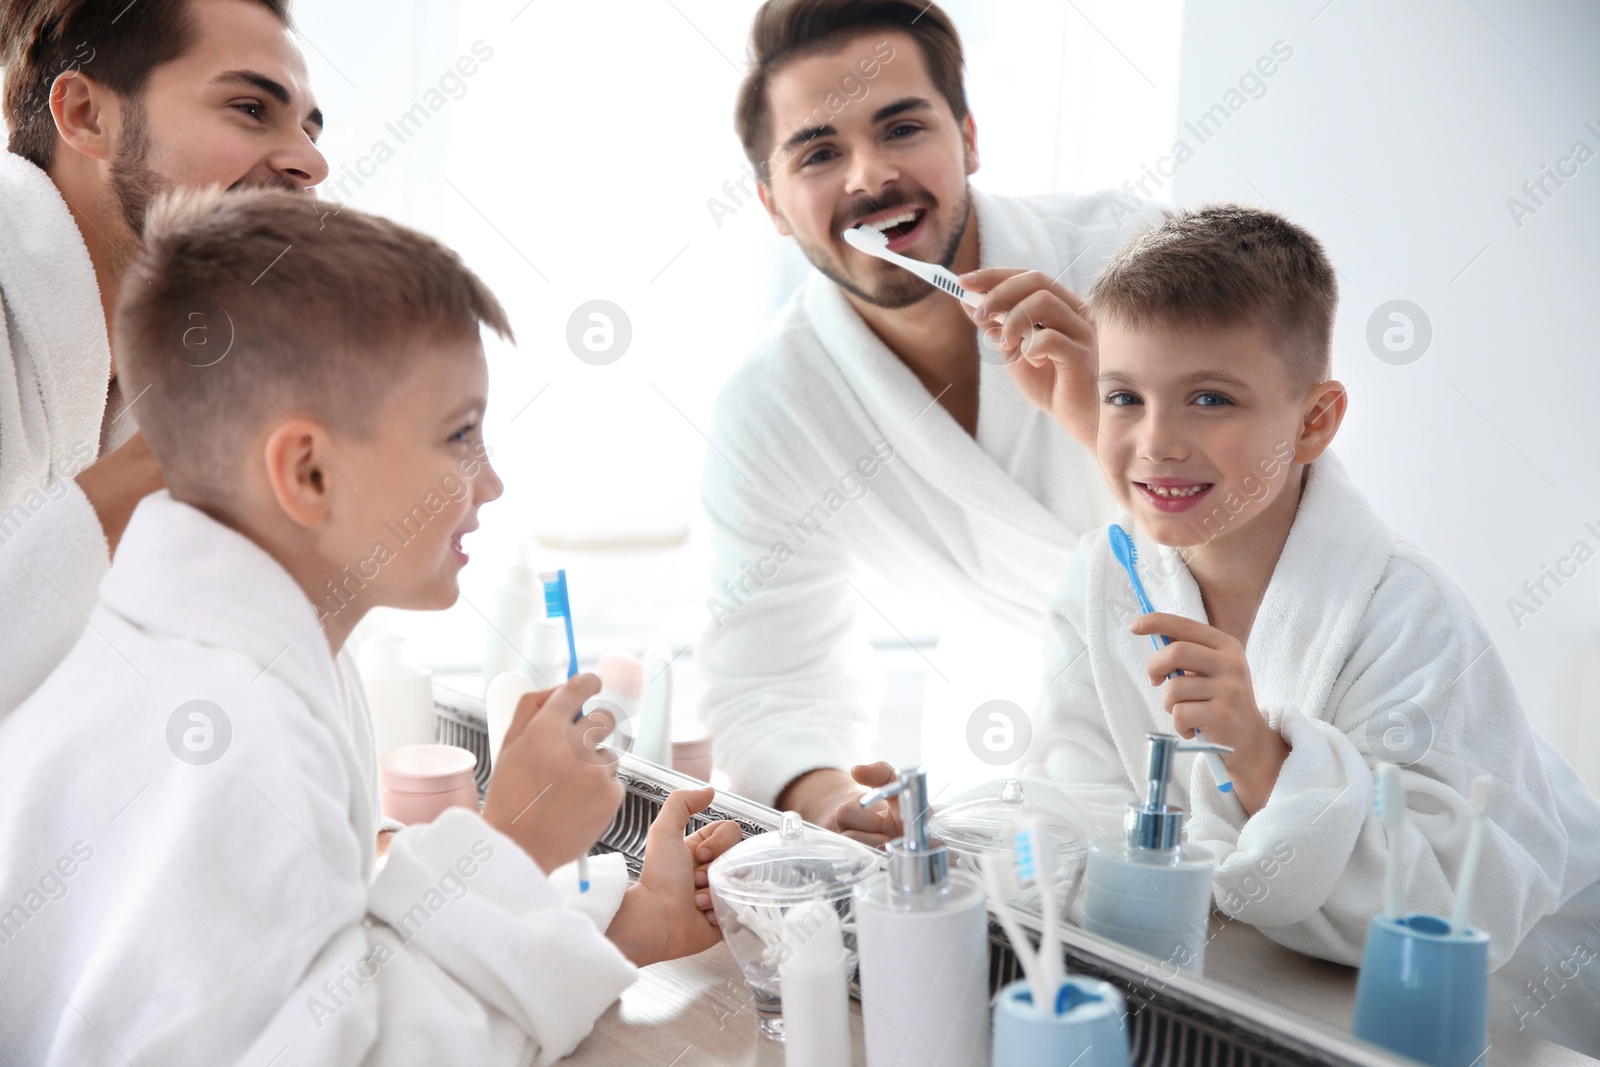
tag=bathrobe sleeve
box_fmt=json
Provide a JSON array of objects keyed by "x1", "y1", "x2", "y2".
[
  {"x1": 696, "y1": 386, "x2": 874, "y2": 807},
  {"x1": 0, "y1": 480, "x2": 108, "y2": 717},
  {"x1": 1185, "y1": 554, "x2": 1574, "y2": 969}
]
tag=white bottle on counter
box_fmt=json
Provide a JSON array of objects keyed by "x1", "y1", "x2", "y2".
[
  {"x1": 854, "y1": 766, "x2": 990, "y2": 1067},
  {"x1": 358, "y1": 634, "x2": 435, "y2": 754},
  {"x1": 1082, "y1": 732, "x2": 1221, "y2": 975},
  {"x1": 482, "y1": 541, "x2": 543, "y2": 687},
  {"x1": 779, "y1": 899, "x2": 851, "y2": 1067}
]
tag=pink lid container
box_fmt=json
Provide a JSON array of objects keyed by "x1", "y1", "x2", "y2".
[{"x1": 380, "y1": 744, "x2": 479, "y2": 825}]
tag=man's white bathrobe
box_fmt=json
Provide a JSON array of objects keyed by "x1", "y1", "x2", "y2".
[
  {"x1": 1029, "y1": 453, "x2": 1600, "y2": 1052},
  {"x1": 699, "y1": 188, "x2": 1153, "y2": 805},
  {"x1": 0, "y1": 150, "x2": 129, "y2": 717},
  {"x1": 0, "y1": 493, "x2": 636, "y2": 1066}
]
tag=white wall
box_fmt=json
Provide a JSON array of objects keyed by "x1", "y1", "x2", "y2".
[{"x1": 1169, "y1": 0, "x2": 1600, "y2": 788}]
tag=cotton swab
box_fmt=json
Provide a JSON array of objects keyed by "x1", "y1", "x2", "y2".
[{"x1": 1451, "y1": 775, "x2": 1494, "y2": 933}]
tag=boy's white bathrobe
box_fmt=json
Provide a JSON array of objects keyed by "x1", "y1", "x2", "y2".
[
  {"x1": 0, "y1": 150, "x2": 128, "y2": 717},
  {"x1": 0, "y1": 493, "x2": 636, "y2": 1066},
  {"x1": 1029, "y1": 452, "x2": 1600, "y2": 1051},
  {"x1": 699, "y1": 187, "x2": 1156, "y2": 805}
]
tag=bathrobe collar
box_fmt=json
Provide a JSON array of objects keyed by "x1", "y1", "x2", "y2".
[
  {"x1": 800, "y1": 186, "x2": 1075, "y2": 552},
  {"x1": 100, "y1": 491, "x2": 340, "y2": 713}
]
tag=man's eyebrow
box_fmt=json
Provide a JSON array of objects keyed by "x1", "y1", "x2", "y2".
[
  {"x1": 215, "y1": 69, "x2": 324, "y2": 132},
  {"x1": 777, "y1": 96, "x2": 934, "y2": 156}
]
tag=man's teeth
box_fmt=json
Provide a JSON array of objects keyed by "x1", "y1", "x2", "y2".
[
  {"x1": 864, "y1": 209, "x2": 919, "y2": 232},
  {"x1": 1143, "y1": 483, "x2": 1209, "y2": 499}
]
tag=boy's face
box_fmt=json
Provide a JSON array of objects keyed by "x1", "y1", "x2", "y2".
[
  {"x1": 757, "y1": 29, "x2": 978, "y2": 309},
  {"x1": 322, "y1": 338, "x2": 503, "y2": 613},
  {"x1": 103, "y1": 0, "x2": 328, "y2": 238},
  {"x1": 1095, "y1": 321, "x2": 1312, "y2": 550}
]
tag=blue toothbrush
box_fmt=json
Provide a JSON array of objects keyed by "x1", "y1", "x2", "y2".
[
  {"x1": 540, "y1": 568, "x2": 589, "y2": 891},
  {"x1": 1107, "y1": 524, "x2": 1234, "y2": 795}
]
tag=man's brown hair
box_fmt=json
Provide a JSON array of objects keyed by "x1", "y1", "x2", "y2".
[
  {"x1": 116, "y1": 188, "x2": 512, "y2": 503},
  {"x1": 734, "y1": 0, "x2": 968, "y2": 178},
  {"x1": 0, "y1": 0, "x2": 291, "y2": 171},
  {"x1": 1090, "y1": 204, "x2": 1339, "y2": 387}
]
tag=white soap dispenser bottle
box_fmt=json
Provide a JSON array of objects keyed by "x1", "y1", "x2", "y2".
[
  {"x1": 854, "y1": 766, "x2": 990, "y2": 1067},
  {"x1": 1082, "y1": 732, "x2": 1229, "y2": 975}
]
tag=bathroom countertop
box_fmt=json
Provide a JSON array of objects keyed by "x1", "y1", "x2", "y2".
[{"x1": 564, "y1": 916, "x2": 1595, "y2": 1066}]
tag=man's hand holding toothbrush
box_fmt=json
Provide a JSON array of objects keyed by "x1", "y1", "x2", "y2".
[{"x1": 1132, "y1": 612, "x2": 1290, "y2": 817}]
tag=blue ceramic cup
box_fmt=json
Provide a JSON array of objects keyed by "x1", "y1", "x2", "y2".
[
  {"x1": 991, "y1": 977, "x2": 1129, "y2": 1067},
  {"x1": 1352, "y1": 913, "x2": 1489, "y2": 1067}
]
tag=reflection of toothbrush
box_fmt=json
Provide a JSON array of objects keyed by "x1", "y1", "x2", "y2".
[
  {"x1": 1108, "y1": 524, "x2": 1234, "y2": 795},
  {"x1": 1016, "y1": 816, "x2": 1065, "y2": 1014},
  {"x1": 1376, "y1": 763, "x2": 1407, "y2": 921},
  {"x1": 1450, "y1": 775, "x2": 1494, "y2": 933},
  {"x1": 840, "y1": 225, "x2": 981, "y2": 307},
  {"x1": 540, "y1": 568, "x2": 587, "y2": 890}
]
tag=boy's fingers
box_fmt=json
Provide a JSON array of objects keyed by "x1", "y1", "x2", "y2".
[
  {"x1": 502, "y1": 688, "x2": 557, "y2": 748},
  {"x1": 538, "y1": 673, "x2": 603, "y2": 729},
  {"x1": 649, "y1": 786, "x2": 716, "y2": 845},
  {"x1": 689, "y1": 820, "x2": 742, "y2": 864},
  {"x1": 1131, "y1": 612, "x2": 1219, "y2": 648}
]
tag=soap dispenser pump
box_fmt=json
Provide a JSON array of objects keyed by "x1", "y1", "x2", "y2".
[
  {"x1": 854, "y1": 766, "x2": 990, "y2": 1067},
  {"x1": 1083, "y1": 732, "x2": 1229, "y2": 975}
]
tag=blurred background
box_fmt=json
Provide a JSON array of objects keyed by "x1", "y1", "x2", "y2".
[{"x1": 290, "y1": 0, "x2": 1600, "y2": 792}]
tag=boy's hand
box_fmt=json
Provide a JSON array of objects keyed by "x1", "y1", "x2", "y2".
[
  {"x1": 1132, "y1": 613, "x2": 1289, "y2": 817},
  {"x1": 958, "y1": 267, "x2": 1099, "y2": 452},
  {"x1": 481, "y1": 674, "x2": 625, "y2": 875},
  {"x1": 605, "y1": 786, "x2": 742, "y2": 967}
]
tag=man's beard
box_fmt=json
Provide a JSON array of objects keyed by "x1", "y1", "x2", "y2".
[
  {"x1": 798, "y1": 181, "x2": 973, "y2": 311},
  {"x1": 106, "y1": 99, "x2": 164, "y2": 253}
]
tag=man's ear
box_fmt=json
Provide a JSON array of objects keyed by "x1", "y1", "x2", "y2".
[
  {"x1": 962, "y1": 113, "x2": 980, "y2": 176},
  {"x1": 754, "y1": 178, "x2": 791, "y2": 237},
  {"x1": 49, "y1": 70, "x2": 119, "y2": 164},
  {"x1": 1293, "y1": 380, "x2": 1348, "y2": 464},
  {"x1": 261, "y1": 419, "x2": 335, "y2": 529}
]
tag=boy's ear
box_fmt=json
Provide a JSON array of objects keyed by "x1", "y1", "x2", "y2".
[
  {"x1": 261, "y1": 419, "x2": 335, "y2": 529},
  {"x1": 49, "y1": 71, "x2": 119, "y2": 164},
  {"x1": 1293, "y1": 380, "x2": 1348, "y2": 464}
]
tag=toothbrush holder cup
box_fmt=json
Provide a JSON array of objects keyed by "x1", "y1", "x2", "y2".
[
  {"x1": 1351, "y1": 913, "x2": 1488, "y2": 1067},
  {"x1": 991, "y1": 977, "x2": 1130, "y2": 1067}
]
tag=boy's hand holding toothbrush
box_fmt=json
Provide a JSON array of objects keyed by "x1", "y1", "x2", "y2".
[
  {"x1": 957, "y1": 267, "x2": 1100, "y2": 453},
  {"x1": 1131, "y1": 612, "x2": 1290, "y2": 817}
]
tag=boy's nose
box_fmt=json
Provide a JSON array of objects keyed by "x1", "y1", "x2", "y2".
[{"x1": 476, "y1": 461, "x2": 505, "y2": 506}]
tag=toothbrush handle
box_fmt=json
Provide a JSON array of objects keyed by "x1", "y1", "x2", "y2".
[{"x1": 1451, "y1": 820, "x2": 1484, "y2": 930}]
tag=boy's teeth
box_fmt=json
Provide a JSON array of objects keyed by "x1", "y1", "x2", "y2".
[
  {"x1": 1144, "y1": 483, "x2": 1208, "y2": 498},
  {"x1": 865, "y1": 210, "x2": 919, "y2": 231}
]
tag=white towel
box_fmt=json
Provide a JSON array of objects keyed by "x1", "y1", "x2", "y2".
[
  {"x1": 0, "y1": 492, "x2": 635, "y2": 1066},
  {"x1": 0, "y1": 150, "x2": 118, "y2": 716},
  {"x1": 1029, "y1": 451, "x2": 1600, "y2": 1052},
  {"x1": 698, "y1": 187, "x2": 1158, "y2": 804}
]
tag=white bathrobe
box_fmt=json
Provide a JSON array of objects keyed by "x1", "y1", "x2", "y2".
[
  {"x1": 0, "y1": 493, "x2": 636, "y2": 1066},
  {"x1": 0, "y1": 150, "x2": 126, "y2": 717},
  {"x1": 1029, "y1": 452, "x2": 1600, "y2": 1052},
  {"x1": 699, "y1": 187, "x2": 1157, "y2": 805}
]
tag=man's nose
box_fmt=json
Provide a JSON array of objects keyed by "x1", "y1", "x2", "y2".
[
  {"x1": 268, "y1": 134, "x2": 330, "y2": 190},
  {"x1": 843, "y1": 141, "x2": 898, "y2": 200}
]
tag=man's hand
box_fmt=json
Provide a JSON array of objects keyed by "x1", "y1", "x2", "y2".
[
  {"x1": 958, "y1": 268, "x2": 1099, "y2": 452},
  {"x1": 605, "y1": 786, "x2": 742, "y2": 967},
  {"x1": 74, "y1": 431, "x2": 165, "y2": 554},
  {"x1": 1132, "y1": 613, "x2": 1289, "y2": 816},
  {"x1": 776, "y1": 762, "x2": 905, "y2": 848},
  {"x1": 480, "y1": 674, "x2": 625, "y2": 874}
]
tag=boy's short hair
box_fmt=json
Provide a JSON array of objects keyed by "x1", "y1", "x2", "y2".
[
  {"x1": 1090, "y1": 204, "x2": 1338, "y2": 388},
  {"x1": 116, "y1": 188, "x2": 512, "y2": 504},
  {"x1": 1, "y1": 0, "x2": 291, "y2": 171},
  {"x1": 734, "y1": 0, "x2": 968, "y2": 178}
]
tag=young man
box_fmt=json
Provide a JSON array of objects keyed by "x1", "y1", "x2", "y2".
[
  {"x1": 0, "y1": 187, "x2": 741, "y2": 1065},
  {"x1": 698, "y1": 0, "x2": 1154, "y2": 837},
  {"x1": 0, "y1": 0, "x2": 327, "y2": 715},
  {"x1": 1031, "y1": 205, "x2": 1600, "y2": 1055}
]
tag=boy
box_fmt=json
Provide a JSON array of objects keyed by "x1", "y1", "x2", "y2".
[
  {"x1": 0, "y1": 188, "x2": 740, "y2": 1066},
  {"x1": 1028, "y1": 205, "x2": 1600, "y2": 1053}
]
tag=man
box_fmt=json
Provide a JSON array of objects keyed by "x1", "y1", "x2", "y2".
[
  {"x1": 0, "y1": 0, "x2": 328, "y2": 715},
  {"x1": 698, "y1": 0, "x2": 1155, "y2": 840}
]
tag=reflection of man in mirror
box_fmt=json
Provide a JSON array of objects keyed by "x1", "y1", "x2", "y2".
[
  {"x1": 698, "y1": 0, "x2": 1158, "y2": 841},
  {"x1": 0, "y1": 0, "x2": 328, "y2": 716}
]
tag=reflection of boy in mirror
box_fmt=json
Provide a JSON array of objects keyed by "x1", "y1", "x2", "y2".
[
  {"x1": 698, "y1": 0, "x2": 1159, "y2": 842},
  {"x1": 0, "y1": 0, "x2": 331, "y2": 716},
  {"x1": 1028, "y1": 205, "x2": 1600, "y2": 1055}
]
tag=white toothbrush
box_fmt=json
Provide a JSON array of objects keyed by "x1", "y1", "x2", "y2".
[
  {"x1": 1451, "y1": 775, "x2": 1494, "y2": 934},
  {"x1": 1375, "y1": 763, "x2": 1407, "y2": 922},
  {"x1": 841, "y1": 225, "x2": 982, "y2": 308},
  {"x1": 1016, "y1": 815, "x2": 1063, "y2": 1014},
  {"x1": 980, "y1": 852, "x2": 1045, "y2": 1011}
]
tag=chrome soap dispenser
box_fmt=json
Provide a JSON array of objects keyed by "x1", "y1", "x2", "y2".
[
  {"x1": 1082, "y1": 732, "x2": 1226, "y2": 975},
  {"x1": 854, "y1": 766, "x2": 990, "y2": 1067}
]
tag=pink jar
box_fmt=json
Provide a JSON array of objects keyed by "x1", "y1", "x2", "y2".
[{"x1": 380, "y1": 744, "x2": 479, "y2": 825}]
